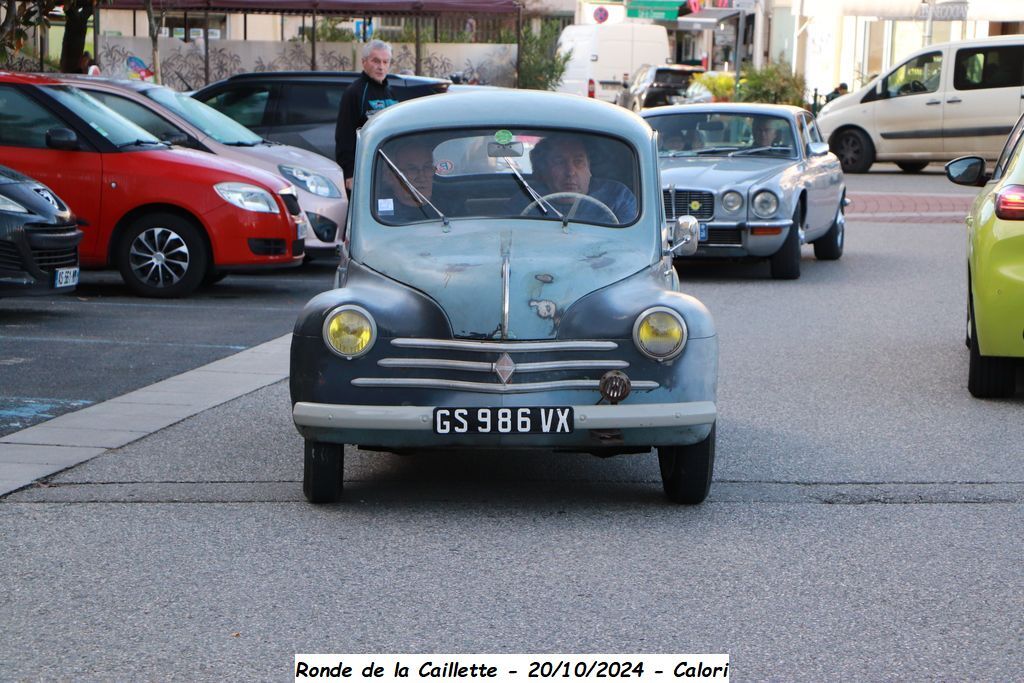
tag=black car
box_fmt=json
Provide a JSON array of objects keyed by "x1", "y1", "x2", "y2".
[
  {"x1": 192, "y1": 71, "x2": 451, "y2": 160},
  {"x1": 0, "y1": 165, "x2": 82, "y2": 296},
  {"x1": 618, "y1": 64, "x2": 705, "y2": 112}
]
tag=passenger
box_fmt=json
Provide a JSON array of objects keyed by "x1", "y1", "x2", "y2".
[
  {"x1": 377, "y1": 140, "x2": 452, "y2": 222},
  {"x1": 521, "y1": 135, "x2": 637, "y2": 224}
]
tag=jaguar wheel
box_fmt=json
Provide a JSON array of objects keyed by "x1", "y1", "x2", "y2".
[
  {"x1": 658, "y1": 423, "x2": 716, "y2": 505},
  {"x1": 303, "y1": 440, "x2": 344, "y2": 503},
  {"x1": 813, "y1": 198, "x2": 845, "y2": 261},
  {"x1": 117, "y1": 213, "x2": 208, "y2": 298},
  {"x1": 770, "y1": 207, "x2": 802, "y2": 280}
]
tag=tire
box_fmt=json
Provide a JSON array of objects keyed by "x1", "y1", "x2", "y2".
[
  {"x1": 201, "y1": 270, "x2": 227, "y2": 287},
  {"x1": 967, "y1": 300, "x2": 1016, "y2": 398},
  {"x1": 117, "y1": 213, "x2": 208, "y2": 298},
  {"x1": 832, "y1": 128, "x2": 875, "y2": 173},
  {"x1": 770, "y1": 207, "x2": 802, "y2": 280},
  {"x1": 896, "y1": 161, "x2": 928, "y2": 173},
  {"x1": 303, "y1": 440, "x2": 344, "y2": 503},
  {"x1": 658, "y1": 423, "x2": 716, "y2": 505},
  {"x1": 813, "y1": 198, "x2": 845, "y2": 261}
]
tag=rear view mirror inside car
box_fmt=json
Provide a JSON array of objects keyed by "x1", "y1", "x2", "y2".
[{"x1": 488, "y1": 141, "x2": 524, "y2": 157}]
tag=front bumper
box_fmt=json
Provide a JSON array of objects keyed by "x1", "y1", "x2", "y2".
[
  {"x1": 0, "y1": 222, "x2": 82, "y2": 296},
  {"x1": 682, "y1": 218, "x2": 793, "y2": 259},
  {"x1": 293, "y1": 400, "x2": 716, "y2": 450}
]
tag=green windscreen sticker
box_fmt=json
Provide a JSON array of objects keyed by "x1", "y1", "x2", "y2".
[{"x1": 494, "y1": 129, "x2": 514, "y2": 145}]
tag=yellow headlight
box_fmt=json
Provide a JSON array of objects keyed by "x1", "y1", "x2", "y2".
[
  {"x1": 635, "y1": 309, "x2": 686, "y2": 360},
  {"x1": 324, "y1": 307, "x2": 375, "y2": 358}
]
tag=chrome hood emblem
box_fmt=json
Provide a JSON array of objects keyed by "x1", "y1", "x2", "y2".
[
  {"x1": 494, "y1": 353, "x2": 515, "y2": 384},
  {"x1": 33, "y1": 187, "x2": 60, "y2": 210}
]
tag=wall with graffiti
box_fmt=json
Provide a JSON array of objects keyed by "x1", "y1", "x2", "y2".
[{"x1": 97, "y1": 37, "x2": 517, "y2": 91}]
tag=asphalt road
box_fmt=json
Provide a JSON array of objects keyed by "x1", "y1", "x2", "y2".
[
  {"x1": 2, "y1": 169, "x2": 1022, "y2": 680},
  {"x1": 0, "y1": 261, "x2": 337, "y2": 436}
]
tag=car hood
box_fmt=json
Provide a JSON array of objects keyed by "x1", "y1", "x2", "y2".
[
  {"x1": 658, "y1": 156, "x2": 793, "y2": 189},
  {"x1": 237, "y1": 142, "x2": 344, "y2": 178},
  {"x1": 0, "y1": 165, "x2": 29, "y2": 186},
  {"x1": 356, "y1": 222, "x2": 656, "y2": 340},
  {"x1": 141, "y1": 147, "x2": 292, "y2": 193}
]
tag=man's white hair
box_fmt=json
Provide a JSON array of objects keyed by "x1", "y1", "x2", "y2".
[{"x1": 362, "y1": 39, "x2": 393, "y2": 60}]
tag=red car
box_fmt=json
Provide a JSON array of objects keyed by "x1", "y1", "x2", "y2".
[{"x1": 0, "y1": 72, "x2": 305, "y2": 297}]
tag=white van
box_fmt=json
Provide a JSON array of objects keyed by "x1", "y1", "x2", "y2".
[
  {"x1": 556, "y1": 23, "x2": 671, "y2": 103},
  {"x1": 817, "y1": 34, "x2": 1024, "y2": 173}
]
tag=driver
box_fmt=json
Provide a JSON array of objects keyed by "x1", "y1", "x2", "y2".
[{"x1": 521, "y1": 135, "x2": 637, "y2": 224}]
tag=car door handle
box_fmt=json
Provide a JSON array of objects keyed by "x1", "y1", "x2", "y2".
[
  {"x1": 946, "y1": 97, "x2": 962, "y2": 104},
  {"x1": 925, "y1": 99, "x2": 941, "y2": 105}
]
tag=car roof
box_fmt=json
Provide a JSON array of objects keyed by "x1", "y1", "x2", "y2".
[
  {"x1": 642, "y1": 102, "x2": 806, "y2": 119},
  {"x1": 49, "y1": 74, "x2": 158, "y2": 94},
  {"x1": 0, "y1": 71, "x2": 63, "y2": 86},
  {"x1": 362, "y1": 89, "x2": 654, "y2": 150},
  {"x1": 216, "y1": 71, "x2": 450, "y2": 85}
]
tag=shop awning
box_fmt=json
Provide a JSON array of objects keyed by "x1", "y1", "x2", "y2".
[{"x1": 677, "y1": 7, "x2": 740, "y2": 32}]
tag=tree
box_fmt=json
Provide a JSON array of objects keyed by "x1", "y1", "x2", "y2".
[
  {"x1": 0, "y1": 1, "x2": 106, "y2": 71},
  {"x1": 517, "y1": 19, "x2": 569, "y2": 91},
  {"x1": 737, "y1": 61, "x2": 807, "y2": 107},
  {"x1": 59, "y1": 1, "x2": 100, "y2": 73},
  {"x1": 144, "y1": 0, "x2": 165, "y2": 84},
  {"x1": 1, "y1": 1, "x2": 40, "y2": 64}
]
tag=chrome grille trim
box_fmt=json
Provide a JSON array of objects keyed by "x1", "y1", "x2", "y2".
[
  {"x1": 377, "y1": 358, "x2": 630, "y2": 373},
  {"x1": 391, "y1": 338, "x2": 618, "y2": 352},
  {"x1": 351, "y1": 378, "x2": 659, "y2": 393}
]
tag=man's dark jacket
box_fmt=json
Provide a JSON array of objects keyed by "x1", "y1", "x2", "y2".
[{"x1": 335, "y1": 72, "x2": 398, "y2": 179}]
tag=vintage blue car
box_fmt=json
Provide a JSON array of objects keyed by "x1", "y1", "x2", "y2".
[
  {"x1": 290, "y1": 91, "x2": 718, "y2": 504},
  {"x1": 643, "y1": 103, "x2": 847, "y2": 279}
]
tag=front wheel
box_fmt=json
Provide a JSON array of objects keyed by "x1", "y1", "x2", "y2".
[
  {"x1": 832, "y1": 129, "x2": 875, "y2": 173},
  {"x1": 303, "y1": 440, "x2": 344, "y2": 503},
  {"x1": 813, "y1": 199, "x2": 845, "y2": 261},
  {"x1": 770, "y1": 208, "x2": 802, "y2": 280},
  {"x1": 117, "y1": 213, "x2": 208, "y2": 298},
  {"x1": 658, "y1": 423, "x2": 716, "y2": 505}
]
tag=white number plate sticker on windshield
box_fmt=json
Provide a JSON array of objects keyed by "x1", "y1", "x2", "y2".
[
  {"x1": 433, "y1": 407, "x2": 573, "y2": 434},
  {"x1": 54, "y1": 267, "x2": 79, "y2": 288}
]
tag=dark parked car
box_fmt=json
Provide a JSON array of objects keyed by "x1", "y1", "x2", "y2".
[
  {"x1": 0, "y1": 164, "x2": 82, "y2": 296},
  {"x1": 618, "y1": 64, "x2": 705, "y2": 112},
  {"x1": 192, "y1": 71, "x2": 451, "y2": 160}
]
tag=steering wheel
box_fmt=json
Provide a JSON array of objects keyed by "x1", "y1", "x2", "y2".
[
  {"x1": 520, "y1": 192, "x2": 618, "y2": 223},
  {"x1": 909, "y1": 79, "x2": 928, "y2": 93}
]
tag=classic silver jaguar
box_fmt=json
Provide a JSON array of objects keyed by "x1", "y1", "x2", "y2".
[
  {"x1": 289, "y1": 90, "x2": 719, "y2": 505},
  {"x1": 643, "y1": 103, "x2": 847, "y2": 279}
]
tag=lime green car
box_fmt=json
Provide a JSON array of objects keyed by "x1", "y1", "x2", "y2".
[{"x1": 945, "y1": 113, "x2": 1024, "y2": 398}]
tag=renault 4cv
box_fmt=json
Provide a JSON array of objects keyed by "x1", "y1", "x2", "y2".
[{"x1": 290, "y1": 90, "x2": 718, "y2": 504}]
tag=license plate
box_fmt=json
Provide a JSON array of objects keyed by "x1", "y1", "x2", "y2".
[
  {"x1": 699, "y1": 223, "x2": 708, "y2": 241},
  {"x1": 433, "y1": 406, "x2": 574, "y2": 434},
  {"x1": 54, "y1": 267, "x2": 79, "y2": 288}
]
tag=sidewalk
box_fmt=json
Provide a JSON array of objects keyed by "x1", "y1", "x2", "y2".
[
  {"x1": 847, "y1": 191, "x2": 973, "y2": 224},
  {"x1": 0, "y1": 334, "x2": 291, "y2": 496}
]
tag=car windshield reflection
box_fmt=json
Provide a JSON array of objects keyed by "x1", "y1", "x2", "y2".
[{"x1": 650, "y1": 113, "x2": 798, "y2": 159}]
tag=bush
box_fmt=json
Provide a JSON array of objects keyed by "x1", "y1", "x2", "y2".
[
  {"x1": 518, "y1": 20, "x2": 570, "y2": 91},
  {"x1": 737, "y1": 62, "x2": 807, "y2": 106},
  {"x1": 692, "y1": 72, "x2": 737, "y2": 101}
]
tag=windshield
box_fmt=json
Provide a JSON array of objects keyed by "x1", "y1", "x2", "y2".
[
  {"x1": 146, "y1": 87, "x2": 262, "y2": 146},
  {"x1": 649, "y1": 112, "x2": 797, "y2": 159},
  {"x1": 43, "y1": 85, "x2": 160, "y2": 147},
  {"x1": 373, "y1": 128, "x2": 640, "y2": 227}
]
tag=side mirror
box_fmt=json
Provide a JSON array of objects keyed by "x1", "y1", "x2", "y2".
[
  {"x1": 163, "y1": 132, "x2": 189, "y2": 146},
  {"x1": 945, "y1": 156, "x2": 988, "y2": 187},
  {"x1": 45, "y1": 128, "x2": 79, "y2": 151},
  {"x1": 807, "y1": 141, "x2": 830, "y2": 157},
  {"x1": 668, "y1": 215, "x2": 699, "y2": 257}
]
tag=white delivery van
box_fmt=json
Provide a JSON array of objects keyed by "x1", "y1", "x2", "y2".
[
  {"x1": 817, "y1": 34, "x2": 1024, "y2": 173},
  {"x1": 556, "y1": 23, "x2": 671, "y2": 103}
]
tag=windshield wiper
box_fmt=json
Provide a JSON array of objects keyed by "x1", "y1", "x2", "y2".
[
  {"x1": 503, "y1": 156, "x2": 564, "y2": 222},
  {"x1": 223, "y1": 141, "x2": 260, "y2": 147},
  {"x1": 729, "y1": 146, "x2": 790, "y2": 156},
  {"x1": 694, "y1": 146, "x2": 740, "y2": 155},
  {"x1": 377, "y1": 149, "x2": 449, "y2": 226},
  {"x1": 116, "y1": 139, "x2": 165, "y2": 149}
]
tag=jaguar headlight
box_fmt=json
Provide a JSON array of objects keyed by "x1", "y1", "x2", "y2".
[
  {"x1": 721, "y1": 190, "x2": 743, "y2": 212},
  {"x1": 278, "y1": 165, "x2": 342, "y2": 198},
  {"x1": 752, "y1": 190, "x2": 779, "y2": 218},
  {"x1": 322, "y1": 305, "x2": 376, "y2": 359},
  {"x1": 633, "y1": 307, "x2": 687, "y2": 361},
  {"x1": 214, "y1": 182, "x2": 279, "y2": 213}
]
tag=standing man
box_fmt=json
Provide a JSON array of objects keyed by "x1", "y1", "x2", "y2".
[{"x1": 335, "y1": 39, "x2": 398, "y2": 193}]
